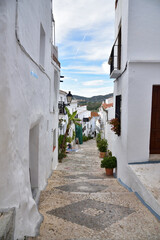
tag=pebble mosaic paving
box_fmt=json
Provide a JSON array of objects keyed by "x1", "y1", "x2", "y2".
[
  {"x1": 28, "y1": 139, "x2": 160, "y2": 240},
  {"x1": 64, "y1": 173, "x2": 105, "y2": 180},
  {"x1": 55, "y1": 182, "x2": 107, "y2": 193},
  {"x1": 47, "y1": 199, "x2": 135, "y2": 230}
]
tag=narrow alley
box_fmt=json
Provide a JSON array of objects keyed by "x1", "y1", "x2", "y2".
[{"x1": 31, "y1": 139, "x2": 160, "y2": 240}]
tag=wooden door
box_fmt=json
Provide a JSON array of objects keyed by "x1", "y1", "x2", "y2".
[{"x1": 150, "y1": 85, "x2": 160, "y2": 154}]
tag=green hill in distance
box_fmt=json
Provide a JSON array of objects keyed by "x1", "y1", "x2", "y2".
[
  {"x1": 73, "y1": 93, "x2": 113, "y2": 111},
  {"x1": 73, "y1": 93, "x2": 113, "y2": 103}
]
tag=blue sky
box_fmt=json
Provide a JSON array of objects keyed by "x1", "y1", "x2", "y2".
[{"x1": 53, "y1": 0, "x2": 115, "y2": 97}]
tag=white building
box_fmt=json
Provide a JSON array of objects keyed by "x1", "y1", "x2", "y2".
[
  {"x1": 99, "y1": 101, "x2": 113, "y2": 139},
  {"x1": 0, "y1": 0, "x2": 60, "y2": 239},
  {"x1": 90, "y1": 112, "x2": 100, "y2": 136},
  {"x1": 77, "y1": 106, "x2": 91, "y2": 137},
  {"x1": 58, "y1": 91, "x2": 78, "y2": 141},
  {"x1": 107, "y1": 0, "x2": 160, "y2": 216},
  {"x1": 58, "y1": 90, "x2": 68, "y2": 135}
]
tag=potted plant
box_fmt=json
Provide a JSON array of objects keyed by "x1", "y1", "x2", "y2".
[
  {"x1": 101, "y1": 155, "x2": 117, "y2": 176},
  {"x1": 96, "y1": 133, "x2": 101, "y2": 146},
  {"x1": 109, "y1": 118, "x2": 120, "y2": 136},
  {"x1": 97, "y1": 138, "x2": 108, "y2": 158}
]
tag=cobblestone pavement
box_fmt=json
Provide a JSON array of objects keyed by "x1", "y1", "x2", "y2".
[{"x1": 30, "y1": 139, "x2": 160, "y2": 240}]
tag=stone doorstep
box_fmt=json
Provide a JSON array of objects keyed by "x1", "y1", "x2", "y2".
[
  {"x1": 0, "y1": 208, "x2": 15, "y2": 240},
  {"x1": 149, "y1": 154, "x2": 160, "y2": 161},
  {"x1": 127, "y1": 164, "x2": 160, "y2": 220}
]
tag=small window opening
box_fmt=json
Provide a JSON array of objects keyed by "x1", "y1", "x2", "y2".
[
  {"x1": 39, "y1": 24, "x2": 45, "y2": 67},
  {"x1": 53, "y1": 128, "x2": 56, "y2": 152}
]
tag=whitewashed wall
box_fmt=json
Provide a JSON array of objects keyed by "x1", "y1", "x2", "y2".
[
  {"x1": 58, "y1": 91, "x2": 68, "y2": 135},
  {"x1": 0, "y1": 0, "x2": 60, "y2": 239},
  {"x1": 77, "y1": 107, "x2": 91, "y2": 137},
  {"x1": 110, "y1": 0, "x2": 160, "y2": 185}
]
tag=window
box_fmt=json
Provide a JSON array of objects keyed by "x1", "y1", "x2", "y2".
[
  {"x1": 108, "y1": 27, "x2": 121, "y2": 77},
  {"x1": 53, "y1": 129, "x2": 56, "y2": 152},
  {"x1": 106, "y1": 111, "x2": 109, "y2": 122},
  {"x1": 54, "y1": 70, "x2": 58, "y2": 111},
  {"x1": 115, "y1": 0, "x2": 118, "y2": 9},
  {"x1": 112, "y1": 95, "x2": 122, "y2": 136},
  {"x1": 83, "y1": 118, "x2": 89, "y2": 122},
  {"x1": 39, "y1": 24, "x2": 45, "y2": 67},
  {"x1": 115, "y1": 95, "x2": 121, "y2": 121},
  {"x1": 117, "y1": 27, "x2": 121, "y2": 70}
]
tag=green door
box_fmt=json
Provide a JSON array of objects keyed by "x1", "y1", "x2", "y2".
[{"x1": 75, "y1": 124, "x2": 83, "y2": 144}]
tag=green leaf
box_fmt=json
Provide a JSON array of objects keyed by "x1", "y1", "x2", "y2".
[
  {"x1": 72, "y1": 111, "x2": 78, "y2": 118},
  {"x1": 65, "y1": 106, "x2": 71, "y2": 118}
]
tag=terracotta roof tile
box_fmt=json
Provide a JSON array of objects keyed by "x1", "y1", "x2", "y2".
[
  {"x1": 91, "y1": 112, "x2": 99, "y2": 117},
  {"x1": 102, "y1": 103, "x2": 113, "y2": 109}
]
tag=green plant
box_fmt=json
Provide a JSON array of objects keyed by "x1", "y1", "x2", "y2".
[
  {"x1": 58, "y1": 135, "x2": 66, "y2": 151},
  {"x1": 101, "y1": 156, "x2": 117, "y2": 169},
  {"x1": 61, "y1": 107, "x2": 81, "y2": 154},
  {"x1": 97, "y1": 138, "x2": 108, "y2": 152},
  {"x1": 83, "y1": 135, "x2": 88, "y2": 142},
  {"x1": 72, "y1": 130, "x2": 76, "y2": 141},
  {"x1": 107, "y1": 150, "x2": 112, "y2": 157},
  {"x1": 109, "y1": 118, "x2": 120, "y2": 136},
  {"x1": 88, "y1": 134, "x2": 93, "y2": 140},
  {"x1": 96, "y1": 133, "x2": 101, "y2": 146},
  {"x1": 58, "y1": 152, "x2": 66, "y2": 161},
  {"x1": 66, "y1": 136, "x2": 72, "y2": 143}
]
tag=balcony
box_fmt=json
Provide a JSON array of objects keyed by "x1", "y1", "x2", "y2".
[
  {"x1": 83, "y1": 118, "x2": 89, "y2": 122},
  {"x1": 51, "y1": 44, "x2": 60, "y2": 68},
  {"x1": 58, "y1": 101, "x2": 66, "y2": 115},
  {"x1": 108, "y1": 28, "x2": 121, "y2": 78}
]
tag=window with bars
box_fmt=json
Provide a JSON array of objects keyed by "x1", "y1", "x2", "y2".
[
  {"x1": 115, "y1": 95, "x2": 121, "y2": 122},
  {"x1": 108, "y1": 27, "x2": 121, "y2": 76}
]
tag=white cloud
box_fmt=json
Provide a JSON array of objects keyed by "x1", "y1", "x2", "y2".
[
  {"x1": 53, "y1": 0, "x2": 115, "y2": 62},
  {"x1": 83, "y1": 80, "x2": 105, "y2": 86},
  {"x1": 54, "y1": 0, "x2": 114, "y2": 97},
  {"x1": 62, "y1": 61, "x2": 110, "y2": 75},
  {"x1": 64, "y1": 76, "x2": 78, "y2": 82},
  {"x1": 53, "y1": 0, "x2": 114, "y2": 44}
]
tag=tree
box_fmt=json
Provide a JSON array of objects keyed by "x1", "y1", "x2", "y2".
[{"x1": 61, "y1": 107, "x2": 81, "y2": 155}]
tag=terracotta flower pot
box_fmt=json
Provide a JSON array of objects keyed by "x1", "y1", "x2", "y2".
[
  {"x1": 105, "y1": 168, "x2": 113, "y2": 176},
  {"x1": 99, "y1": 152, "x2": 106, "y2": 158}
]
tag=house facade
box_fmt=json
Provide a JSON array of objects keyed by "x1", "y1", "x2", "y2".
[
  {"x1": 77, "y1": 106, "x2": 91, "y2": 137},
  {"x1": 99, "y1": 100, "x2": 113, "y2": 140},
  {"x1": 107, "y1": 0, "x2": 160, "y2": 214},
  {"x1": 58, "y1": 91, "x2": 78, "y2": 148},
  {"x1": 90, "y1": 112, "x2": 99, "y2": 136},
  {"x1": 0, "y1": 0, "x2": 60, "y2": 238},
  {"x1": 58, "y1": 90, "x2": 68, "y2": 135}
]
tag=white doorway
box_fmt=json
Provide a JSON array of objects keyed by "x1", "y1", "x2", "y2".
[{"x1": 29, "y1": 124, "x2": 39, "y2": 199}]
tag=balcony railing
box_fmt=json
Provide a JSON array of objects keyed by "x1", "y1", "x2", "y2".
[
  {"x1": 51, "y1": 44, "x2": 60, "y2": 67},
  {"x1": 83, "y1": 118, "x2": 89, "y2": 122},
  {"x1": 108, "y1": 28, "x2": 121, "y2": 78},
  {"x1": 58, "y1": 101, "x2": 66, "y2": 115}
]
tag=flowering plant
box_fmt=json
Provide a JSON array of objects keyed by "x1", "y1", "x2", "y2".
[{"x1": 109, "y1": 118, "x2": 120, "y2": 136}]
